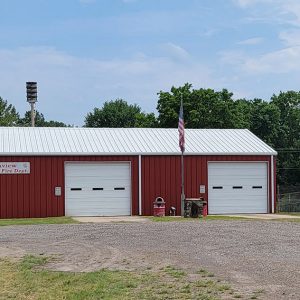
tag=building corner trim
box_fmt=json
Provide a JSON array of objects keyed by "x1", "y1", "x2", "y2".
[
  {"x1": 271, "y1": 155, "x2": 275, "y2": 213},
  {"x1": 138, "y1": 155, "x2": 142, "y2": 215}
]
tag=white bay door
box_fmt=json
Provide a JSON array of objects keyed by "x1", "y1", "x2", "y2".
[
  {"x1": 208, "y1": 162, "x2": 268, "y2": 214},
  {"x1": 65, "y1": 162, "x2": 131, "y2": 216}
]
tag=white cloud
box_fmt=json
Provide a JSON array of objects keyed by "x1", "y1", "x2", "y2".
[
  {"x1": 228, "y1": 0, "x2": 300, "y2": 74},
  {"x1": 220, "y1": 44, "x2": 300, "y2": 74},
  {"x1": 233, "y1": 0, "x2": 300, "y2": 27},
  {"x1": 238, "y1": 37, "x2": 264, "y2": 45},
  {"x1": 233, "y1": 0, "x2": 274, "y2": 8},
  {"x1": 243, "y1": 46, "x2": 300, "y2": 73},
  {"x1": 279, "y1": 30, "x2": 300, "y2": 46},
  {"x1": 161, "y1": 43, "x2": 190, "y2": 61}
]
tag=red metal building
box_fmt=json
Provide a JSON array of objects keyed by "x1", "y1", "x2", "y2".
[{"x1": 0, "y1": 127, "x2": 277, "y2": 218}]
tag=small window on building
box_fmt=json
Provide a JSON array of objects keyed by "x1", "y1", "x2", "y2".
[
  {"x1": 114, "y1": 187, "x2": 125, "y2": 190},
  {"x1": 212, "y1": 186, "x2": 223, "y2": 189},
  {"x1": 70, "y1": 188, "x2": 82, "y2": 191},
  {"x1": 232, "y1": 186, "x2": 243, "y2": 189},
  {"x1": 252, "y1": 186, "x2": 262, "y2": 189}
]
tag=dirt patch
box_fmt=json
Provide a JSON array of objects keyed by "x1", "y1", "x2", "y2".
[
  {"x1": 0, "y1": 246, "x2": 25, "y2": 260},
  {"x1": 0, "y1": 221, "x2": 299, "y2": 299}
]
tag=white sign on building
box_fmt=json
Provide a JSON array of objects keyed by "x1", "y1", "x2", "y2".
[{"x1": 0, "y1": 162, "x2": 30, "y2": 174}]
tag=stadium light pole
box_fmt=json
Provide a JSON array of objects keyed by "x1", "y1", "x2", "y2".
[{"x1": 26, "y1": 82, "x2": 38, "y2": 127}]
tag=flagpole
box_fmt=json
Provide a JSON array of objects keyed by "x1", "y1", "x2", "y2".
[
  {"x1": 181, "y1": 148, "x2": 185, "y2": 216},
  {"x1": 180, "y1": 95, "x2": 185, "y2": 216}
]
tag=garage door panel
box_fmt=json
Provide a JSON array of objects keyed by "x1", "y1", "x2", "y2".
[
  {"x1": 66, "y1": 164, "x2": 129, "y2": 173},
  {"x1": 209, "y1": 196, "x2": 267, "y2": 203},
  {"x1": 210, "y1": 207, "x2": 266, "y2": 214},
  {"x1": 208, "y1": 162, "x2": 268, "y2": 214},
  {"x1": 66, "y1": 175, "x2": 129, "y2": 181},
  {"x1": 209, "y1": 168, "x2": 265, "y2": 176},
  {"x1": 66, "y1": 208, "x2": 130, "y2": 217},
  {"x1": 210, "y1": 187, "x2": 267, "y2": 192},
  {"x1": 210, "y1": 182, "x2": 266, "y2": 188},
  {"x1": 66, "y1": 181, "x2": 131, "y2": 189},
  {"x1": 65, "y1": 162, "x2": 131, "y2": 216},
  {"x1": 209, "y1": 163, "x2": 266, "y2": 170},
  {"x1": 66, "y1": 176, "x2": 129, "y2": 183},
  {"x1": 210, "y1": 175, "x2": 266, "y2": 182},
  {"x1": 66, "y1": 201, "x2": 130, "y2": 209},
  {"x1": 209, "y1": 193, "x2": 266, "y2": 199},
  {"x1": 67, "y1": 194, "x2": 130, "y2": 200}
]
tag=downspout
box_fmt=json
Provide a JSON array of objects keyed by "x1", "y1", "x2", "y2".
[
  {"x1": 138, "y1": 155, "x2": 142, "y2": 216},
  {"x1": 271, "y1": 155, "x2": 274, "y2": 213}
]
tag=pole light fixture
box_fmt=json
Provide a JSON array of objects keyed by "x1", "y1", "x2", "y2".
[{"x1": 26, "y1": 82, "x2": 37, "y2": 127}]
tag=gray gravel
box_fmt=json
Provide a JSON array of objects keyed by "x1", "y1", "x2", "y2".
[{"x1": 1, "y1": 220, "x2": 300, "y2": 299}]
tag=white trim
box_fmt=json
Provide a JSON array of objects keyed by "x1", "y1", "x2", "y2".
[
  {"x1": 138, "y1": 155, "x2": 142, "y2": 216},
  {"x1": 0, "y1": 151, "x2": 278, "y2": 156},
  {"x1": 271, "y1": 156, "x2": 275, "y2": 213}
]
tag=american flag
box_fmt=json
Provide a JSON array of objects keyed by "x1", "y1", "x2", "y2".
[{"x1": 178, "y1": 99, "x2": 185, "y2": 153}]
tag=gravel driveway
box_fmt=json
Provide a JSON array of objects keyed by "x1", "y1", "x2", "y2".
[{"x1": 0, "y1": 220, "x2": 299, "y2": 299}]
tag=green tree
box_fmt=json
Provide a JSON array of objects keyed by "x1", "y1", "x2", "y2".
[
  {"x1": 134, "y1": 112, "x2": 158, "y2": 128},
  {"x1": 85, "y1": 99, "x2": 157, "y2": 128},
  {"x1": 248, "y1": 99, "x2": 280, "y2": 147},
  {"x1": 157, "y1": 83, "x2": 247, "y2": 129},
  {"x1": 0, "y1": 97, "x2": 19, "y2": 126},
  {"x1": 270, "y1": 91, "x2": 300, "y2": 185},
  {"x1": 19, "y1": 111, "x2": 68, "y2": 127}
]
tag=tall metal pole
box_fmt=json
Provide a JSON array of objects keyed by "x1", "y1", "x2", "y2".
[
  {"x1": 180, "y1": 94, "x2": 185, "y2": 216},
  {"x1": 31, "y1": 102, "x2": 35, "y2": 127},
  {"x1": 181, "y1": 149, "x2": 185, "y2": 216}
]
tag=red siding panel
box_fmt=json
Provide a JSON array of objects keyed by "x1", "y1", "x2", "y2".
[
  {"x1": 0, "y1": 154, "x2": 276, "y2": 218},
  {"x1": 142, "y1": 155, "x2": 275, "y2": 216},
  {"x1": 0, "y1": 156, "x2": 139, "y2": 219}
]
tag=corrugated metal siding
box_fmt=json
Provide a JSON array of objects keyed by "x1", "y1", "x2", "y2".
[
  {"x1": 0, "y1": 127, "x2": 277, "y2": 155},
  {"x1": 142, "y1": 155, "x2": 275, "y2": 215},
  {"x1": 0, "y1": 154, "x2": 276, "y2": 219},
  {"x1": 0, "y1": 156, "x2": 139, "y2": 219}
]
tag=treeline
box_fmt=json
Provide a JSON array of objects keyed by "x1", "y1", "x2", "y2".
[
  {"x1": 0, "y1": 98, "x2": 68, "y2": 127},
  {"x1": 1, "y1": 83, "x2": 300, "y2": 185},
  {"x1": 85, "y1": 83, "x2": 300, "y2": 186}
]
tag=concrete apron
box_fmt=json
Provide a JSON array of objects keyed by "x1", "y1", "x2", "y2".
[
  {"x1": 73, "y1": 216, "x2": 150, "y2": 223},
  {"x1": 221, "y1": 214, "x2": 300, "y2": 220}
]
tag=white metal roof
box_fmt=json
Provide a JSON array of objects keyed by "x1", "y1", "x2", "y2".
[{"x1": 0, "y1": 127, "x2": 277, "y2": 156}]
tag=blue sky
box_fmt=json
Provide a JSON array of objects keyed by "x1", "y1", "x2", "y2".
[{"x1": 1, "y1": 0, "x2": 300, "y2": 125}]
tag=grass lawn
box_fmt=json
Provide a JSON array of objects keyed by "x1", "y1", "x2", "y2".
[
  {"x1": 278, "y1": 212, "x2": 300, "y2": 216},
  {"x1": 274, "y1": 218, "x2": 300, "y2": 223},
  {"x1": 150, "y1": 215, "x2": 300, "y2": 223},
  {"x1": 0, "y1": 217, "x2": 78, "y2": 227},
  {"x1": 0, "y1": 255, "x2": 261, "y2": 300}
]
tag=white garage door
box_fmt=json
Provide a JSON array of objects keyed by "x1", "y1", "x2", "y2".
[
  {"x1": 208, "y1": 162, "x2": 268, "y2": 214},
  {"x1": 65, "y1": 162, "x2": 131, "y2": 216}
]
